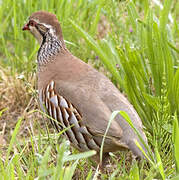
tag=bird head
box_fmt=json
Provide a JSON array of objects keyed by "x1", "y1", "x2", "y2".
[{"x1": 22, "y1": 11, "x2": 64, "y2": 45}]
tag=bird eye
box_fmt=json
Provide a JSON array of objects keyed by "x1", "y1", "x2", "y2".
[{"x1": 29, "y1": 20, "x2": 35, "y2": 26}]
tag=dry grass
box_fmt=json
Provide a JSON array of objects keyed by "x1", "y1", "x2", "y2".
[{"x1": 0, "y1": 66, "x2": 44, "y2": 144}]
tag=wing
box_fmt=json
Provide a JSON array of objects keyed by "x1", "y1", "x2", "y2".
[
  {"x1": 39, "y1": 80, "x2": 124, "y2": 152},
  {"x1": 47, "y1": 80, "x2": 123, "y2": 139},
  {"x1": 54, "y1": 78, "x2": 147, "y2": 157}
]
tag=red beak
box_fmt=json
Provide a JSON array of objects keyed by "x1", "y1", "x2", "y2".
[{"x1": 22, "y1": 23, "x2": 30, "y2": 31}]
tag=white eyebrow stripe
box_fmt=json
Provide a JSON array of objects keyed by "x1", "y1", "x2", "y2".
[
  {"x1": 39, "y1": 23, "x2": 55, "y2": 35},
  {"x1": 30, "y1": 18, "x2": 55, "y2": 35}
]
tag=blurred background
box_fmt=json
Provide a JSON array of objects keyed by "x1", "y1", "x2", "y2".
[{"x1": 0, "y1": 0, "x2": 179, "y2": 179}]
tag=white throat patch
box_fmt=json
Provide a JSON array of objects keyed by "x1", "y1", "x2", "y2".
[
  {"x1": 29, "y1": 26, "x2": 43, "y2": 44},
  {"x1": 29, "y1": 19, "x2": 56, "y2": 45}
]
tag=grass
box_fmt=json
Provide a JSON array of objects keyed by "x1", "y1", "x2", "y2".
[{"x1": 0, "y1": 0, "x2": 179, "y2": 179}]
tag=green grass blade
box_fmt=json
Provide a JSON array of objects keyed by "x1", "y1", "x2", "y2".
[
  {"x1": 64, "y1": 150, "x2": 96, "y2": 162},
  {"x1": 173, "y1": 113, "x2": 179, "y2": 174},
  {"x1": 5, "y1": 117, "x2": 24, "y2": 166},
  {"x1": 129, "y1": 161, "x2": 139, "y2": 180},
  {"x1": 69, "y1": 19, "x2": 123, "y2": 87},
  {"x1": 63, "y1": 160, "x2": 78, "y2": 180},
  {"x1": 155, "y1": 145, "x2": 165, "y2": 179}
]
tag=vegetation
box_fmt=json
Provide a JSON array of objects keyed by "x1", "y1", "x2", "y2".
[{"x1": 0, "y1": 0, "x2": 179, "y2": 179}]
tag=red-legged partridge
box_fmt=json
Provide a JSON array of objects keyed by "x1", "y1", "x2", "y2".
[{"x1": 23, "y1": 11, "x2": 148, "y2": 165}]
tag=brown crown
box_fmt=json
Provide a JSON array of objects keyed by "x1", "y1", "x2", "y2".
[{"x1": 30, "y1": 11, "x2": 64, "y2": 42}]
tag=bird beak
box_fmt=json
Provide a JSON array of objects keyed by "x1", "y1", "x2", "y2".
[{"x1": 22, "y1": 23, "x2": 30, "y2": 31}]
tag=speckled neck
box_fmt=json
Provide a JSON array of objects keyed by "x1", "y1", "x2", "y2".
[{"x1": 37, "y1": 31, "x2": 62, "y2": 67}]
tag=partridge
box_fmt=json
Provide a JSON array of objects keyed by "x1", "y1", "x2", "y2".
[{"x1": 23, "y1": 11, "x2": 148, "y2": 164}]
